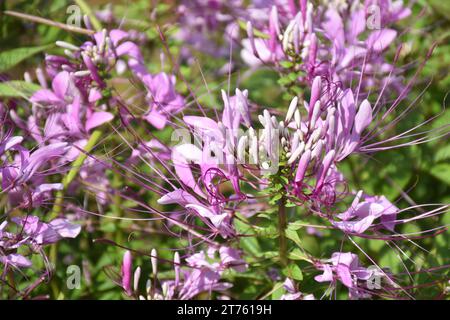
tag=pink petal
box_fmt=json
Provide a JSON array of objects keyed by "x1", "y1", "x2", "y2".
[
  {"x1": 354, "y1": 99, "x2": 372, "y2": 135},
  {"x1": 183, "y1": 116, "x2": 220, "y2": 133},
  {"x1": 367, "y1": 29, "x2": 397, "y2": 52},
  {"x1": 30, "y1": 89, "x2": 61, "y2": 104},
  {"x1": 49, "y1": 219, "x2": 81, "y2": 238},
  {"x1": 336, "y1": 265, "x2": 354, "y2": 288},
  {"x1": 144, "y1": 110, "x2": 167, "y2": 129},
  {"x1": 295, "y1": 150, "x2": 311, "y2": 183},
  {"x1": 332, "y1": 215, "x2": 376, "y2": 234},
  {"x1": 157, "y1": 189, "x2": 200, "y2": 206},
  {"x1": 1, "y1": 254, "x2": 32, "y2": 268},
  {"x1": 85, "y1": 112, "x2": 114, "y2": 131},
  {"x1": 314, "y1": 264, "x2": 333, "y2": 283},
  {"x1": 52, "y1": 71, "x2": 70, "y2": 99},
  {"x1": 172, "y1": 144, "x2": 203, "y2": 195}
]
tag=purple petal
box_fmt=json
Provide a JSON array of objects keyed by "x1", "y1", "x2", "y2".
[
  {"x1": 367, "y1": 29, "x2": 397, "y2": 52},
  {"x1": 354, "y1": 99, "x2": 372, "y2": 135},
  {"x1": 85, "y1": 111, "x2": 114, "y2": 131},
  {"x1": 336, "y1": 264, "x2": 354, "y2": 288},
  {"x1": 48, "y1": 219, "x2": 81, "y2": 238},
  {"x1": 295, "y1": 149, "x2": 311, "y2": 183},
  {"x1": 314, "y1": 264, "x2": 333, "y2": 283},
  {"x1": 51, "y1": 71, "x2": 70, "y2": 100},
  {"x1": 332, "y1": 215, "x2": 376, "y2": 234},
  {"x1": 172, "y1": 144, "x2": 203, "y2": 195},
  {"x1": 20, "y1": 142, "x2": 68, "y2": 183},
  {"x1": 30, "y1": 89, "x2": 61, "y2": 104},
  {"x1": 121, "y1": 251, "x2": 133, "y2": 296},
  {"x1": 0, "y1": 254, "x2": 32, "y2": 268},
  {"x1": 157, "y1": 189, "x2": 200, "y2": 206},
  {"x1": 144, "y1": 110, "x2": 167, "y2": 129}
]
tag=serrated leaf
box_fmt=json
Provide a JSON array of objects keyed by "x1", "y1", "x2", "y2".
[
  {"x1": 0, "y1": 45, "x2": 51, "y2": 72},
  {"x1": 0, "y1": 81, "x2": 41, "y2": 98}
]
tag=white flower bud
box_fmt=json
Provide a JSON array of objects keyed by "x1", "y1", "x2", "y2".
[
  {"x1": 285, "y1": 96, "x2": 298, "y2": 123},
  {"x1": 287, "y1": 141, "x2": 305, "y2": 165}
]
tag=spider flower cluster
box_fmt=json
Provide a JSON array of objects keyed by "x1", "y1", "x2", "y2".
[{"x1": 0, "y1": 0, "x2": 448, "y2": 300}]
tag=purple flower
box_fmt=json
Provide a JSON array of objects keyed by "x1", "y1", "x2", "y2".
[
  {"x1": 12, "y1": 215, "x2": 81, "y2": 245},
  {"x1": 280, "y1": 278, "x2": 315, "y2": 300},
  {"x1": 332, "y1": 191, "x2": 399, "y2": 234},
  {"x1": 142, "y1": 73, "x2": 185, "y2": 129},
  {"x1": 0, "y1": 253, "x2": 32, "y2": 268},
  {"x1": 315, "y1": 252, "x2": 378, "y2": 298}
]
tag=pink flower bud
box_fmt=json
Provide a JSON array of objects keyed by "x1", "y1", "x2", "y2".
[{"x1": 122, "y1": 250, "x2": 133, "y2": 296}]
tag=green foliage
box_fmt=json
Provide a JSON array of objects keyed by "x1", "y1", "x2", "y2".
[
  {"x1": 0, "y1": 81, "x2": 41, "y2": 97},
  {"x1": 0, "y1": 0, "x2": 448, "y2": 301},
  {"x1": 0, "y1": 45, "x2": 51, "y2": 72}
]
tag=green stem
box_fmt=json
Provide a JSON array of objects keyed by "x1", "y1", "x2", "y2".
[
  {"x1": 348, "y1": 157, "x2": 362, "y2": 190},
  {"x1": 47, "y1": 130, "x2": 102, "y2": 298},
  {"x1": 50, "y1": 130, "x2": 103, "y2": 218},
  {"x1": 74, "y1": 0, "x2": 102, "y2": 32},
  {"x1": 112, "y1": 171, "x2": 124, "y2": 244},
  {"x1": 278, "y1": 196, "x2": 288, "y2": 266}
]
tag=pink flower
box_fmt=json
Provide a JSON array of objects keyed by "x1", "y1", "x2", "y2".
[
  {"x1": 332, "y1": 191, "x2": 399, "y2": 234},
  {"x1": 142, "y1": 73, "x2": 185, "y2": 129},
  {"x1": 12, "y1": 215, "x2": 81, "y2": 245}
]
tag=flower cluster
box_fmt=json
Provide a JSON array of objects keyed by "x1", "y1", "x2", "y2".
[{"x1": 0, "y1": 0, "x2": 448, "y2": 300}]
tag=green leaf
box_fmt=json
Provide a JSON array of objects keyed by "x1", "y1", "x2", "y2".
[
  {"x1": 280, "y1": 60, "x2": 294, "y2": 69},
  {"x1": 287, "y1": 221, "x2": 305, "y2": 231},
  {"x1": 74, "y1": 0, "x2": 103, "y2": 31},
  {"x1": 0, "y1": 45, "x2": 51, "y2": 72},
  {"x1": 270, "y1": 282, "x2": 285, "y2": 300},
  {"x1": 283, "y1": 263, "x2": 303, "y2": 281},
  {"x1": 435, "y1": 144, "x2": 450, "y2": 162},
  {"x1": 0, "y1": 81, "x2": 41, "y2": 98},
  {"x1": 234, "y1": 215, "x2": 262, "y2": 257},
  {"x1": 254, "y1": 225, "x2": 278, "y2": 238},
  {"x1": 285, "y1": 228, "x2": 302, "y2": 247},
  {"x1": 429, "y1": 163, "x2": 450, "y2": 185},
  {"x1": 428, "y1": 0, "x2": 450, "y2": 19},
  {"x1": 237, "y1": 20, "x2": 270, "y2": 39},
  {"x1": 288, "y1": 248, "x2": 309, "y2": 262}
]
